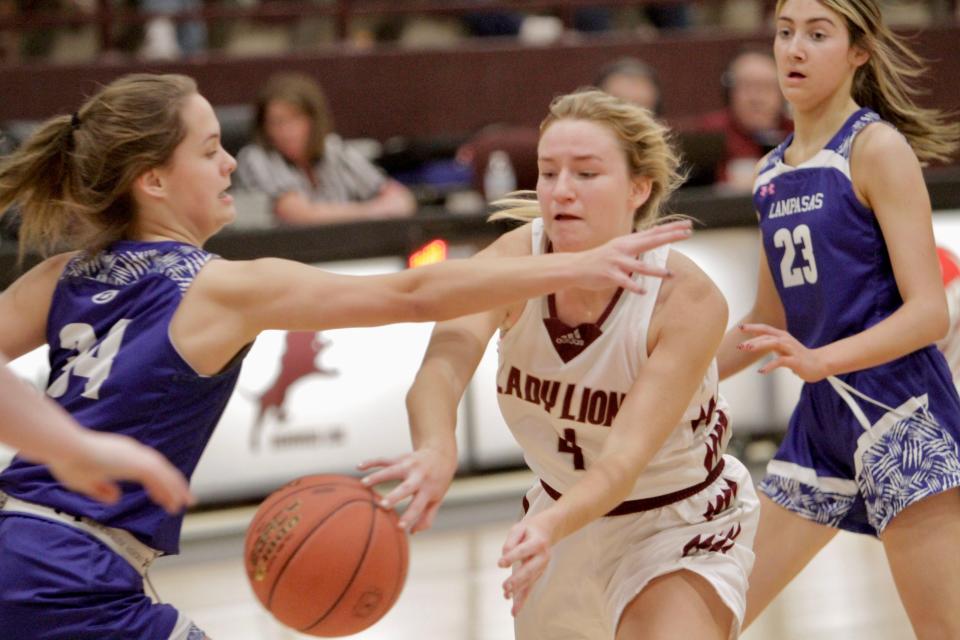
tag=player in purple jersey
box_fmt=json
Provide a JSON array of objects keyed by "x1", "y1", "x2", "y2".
[
  {"x1": 715, "y1": 0, "x2": 960, "y2": 637},
  {"x1": 0, "y1": 74, "x2": 689, "y2": 639},
  {"x1": 363, "y1": 90, "x2": 759, "y2": 640},
  {"x1": 0, "y1": 353, "x2": 193, "y2": 512}
]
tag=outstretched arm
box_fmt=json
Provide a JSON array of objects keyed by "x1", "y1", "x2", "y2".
[
  {"x1": 173, "y1": 220, "x2": 693, "y2": 375},
  {"x1": 0, "y1": 355, "x2": 194, "y2": 513}
]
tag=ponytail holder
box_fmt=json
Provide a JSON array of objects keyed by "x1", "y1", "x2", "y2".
[{"x1": 70, "y1": 112, "x2": 81, "y2": 129}]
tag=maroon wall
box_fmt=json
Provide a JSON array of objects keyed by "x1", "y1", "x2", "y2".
[{"x1": 3, "y1": 25, "x2": 958, "y2": 140}]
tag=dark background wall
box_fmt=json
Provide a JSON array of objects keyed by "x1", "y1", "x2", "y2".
[{"x1": 3, "y1": 25, "x2": 958, "y2": 140}]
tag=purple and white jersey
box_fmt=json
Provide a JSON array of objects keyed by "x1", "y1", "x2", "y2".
[
  {"x1": 0, "y1": 240, "x2": 245, "y2": 554},
  {"x1": 496, "y1": 219, "x2": 730, "y2": 499},
  {"x1": 752, "y1": 109, "x2": 960, "y2": 536},
  {"x1": 753, "y1": 108, "x2": 898, "y2": 348}
]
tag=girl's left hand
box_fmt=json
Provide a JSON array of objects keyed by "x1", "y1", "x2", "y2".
[
  {"x1": 738, "y1": 323, "x2": 830, "y2": 382},
  {"x1": 498, "y1": 518, "x2": 553, "y2": 616}
]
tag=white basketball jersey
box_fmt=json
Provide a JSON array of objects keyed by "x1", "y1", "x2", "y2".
[{"x1": 496, "y1": 219, "x2": 731, "y2": 499}]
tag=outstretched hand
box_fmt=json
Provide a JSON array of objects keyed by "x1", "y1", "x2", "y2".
[
  {"x1": 47, "y1": 431, "x2": 194, "y2": 514},
  {"x1": 498, "y1": 517, "x2": 554, "y2": 616},
  {"x1": 737, "y1": 323, "x2": 829, "y2": 382},
  {"x1": 358, "y1": 447, "x2": 457, "y2": 533},
  {"x1": 575, "y1": 220, "x2": 692, "y2": 293}
]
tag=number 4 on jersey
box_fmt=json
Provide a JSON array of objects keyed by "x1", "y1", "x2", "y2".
[
  {"x1": 47, "y1": 319, "x2": 132, "y2": 400},
  {"x1": 558, "y1": 428, "x2": 585, "y2": 470}
]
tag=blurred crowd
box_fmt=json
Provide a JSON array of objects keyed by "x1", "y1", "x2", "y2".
[
  {"x1": 1, "y1": 0, "x2": 955, "y2": 64},
  {"x1": 2, "y1": 49, "x2": 790, "y2": 231},
  {"x1": 0, "y1": 0, "x2": 956, "y2": 232}
]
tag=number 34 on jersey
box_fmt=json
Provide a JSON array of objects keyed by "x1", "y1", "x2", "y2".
[{"x1": 47, "y1": 319, "x2": 132, "y2": 400}]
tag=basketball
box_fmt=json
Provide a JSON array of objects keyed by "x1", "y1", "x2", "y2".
[{"x1": 243, "y1": 474, "x2": 409, "y2": 637}]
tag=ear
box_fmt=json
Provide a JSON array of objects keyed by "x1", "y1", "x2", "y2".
[
  {"x1": 133, "y1": 168, "x2": 166, "y2": 201},
  {"x1": 629, "y1": 175, "x2": 653, "y2": 212},
  {"x1": 849, "y1": 43, "x2": 870, "y2": 69}
]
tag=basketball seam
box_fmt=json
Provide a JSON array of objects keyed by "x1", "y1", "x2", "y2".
[
  {"x1": 301, "y1": 500, "x2": 378, "y2": 633},
  {"x1": 256, "y1": 478, "x2": 360, "y2": 515},
  {"x1": 264, "y1": 496, "x2": 373, "y2": 611},
  {"x1": 388, "y1": 519, "x2": 407, "y2": 609}
]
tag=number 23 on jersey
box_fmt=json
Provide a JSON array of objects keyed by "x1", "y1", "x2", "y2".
[{"x1": 773, "y1": 223, "x2": 818, "y2": 288}]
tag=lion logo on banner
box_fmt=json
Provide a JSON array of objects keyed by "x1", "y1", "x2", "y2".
[{"x1": 250, "y1": 332, "x2": 338, "y2": 449}]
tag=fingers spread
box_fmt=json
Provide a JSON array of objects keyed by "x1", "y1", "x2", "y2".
[
  {"x1": 357, "y1": 456, "x2": 399, "y2": 472},
  {"x1": 398, "y1": 492, "x2": 430, "y2": 530},
  {"x1": 361, "y1": 465, "x2": 408, "y2": 488},
  {"x1": 739, "y1": 323, "x2": 784, "y2": 338},
  {"x1": 759, "y1": 356, "x2": 789, "y2": 375},
  {"x1": 738, "y1": 336, "x2": 782, "y2": 353}
]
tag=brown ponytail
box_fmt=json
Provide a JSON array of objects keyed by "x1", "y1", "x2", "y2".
[{"x1": 0, "y1": 73, "x2": 198, "y2": 258}]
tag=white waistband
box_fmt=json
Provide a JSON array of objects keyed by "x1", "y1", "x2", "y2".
[{"x1": 0, "y1": 492, "x2": 163, "y2": 576}]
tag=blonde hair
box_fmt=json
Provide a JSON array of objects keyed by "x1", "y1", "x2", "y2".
[
  {"x1": 0, "y1": 73, "x2": 198, "y2": 259},
  {"x1": 490, "y1": 89, "x2": 685, "y2": 232},
  {"x1": 776, "y1": 0, "x2": 959, "y2": 164}
]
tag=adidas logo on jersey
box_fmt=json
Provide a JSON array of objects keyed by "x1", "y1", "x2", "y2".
[{"x1": 555, "y1": 329, "x2": 585, "y2": 347}]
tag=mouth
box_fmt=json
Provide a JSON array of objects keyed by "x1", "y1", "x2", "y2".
[
  {"x1": 218, "y1": 187, "x2": 234, "y2": 205},
  {"x1": 553, "y1": 213, "x2": 582, "y2": 222},
  {"x1": 786, "y1": 71, "x2": 807, "y2": 81}
]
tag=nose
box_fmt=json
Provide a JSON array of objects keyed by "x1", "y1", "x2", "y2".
[
  {"x1": 552, "y1": 169, "x2": 575, "y2": 201},
  {"x1": 785, "y1": 33, "x2": 806, "y2": 62},
  {"x1": 224, "y1": 151, "x2": 237, "y2": 175}
]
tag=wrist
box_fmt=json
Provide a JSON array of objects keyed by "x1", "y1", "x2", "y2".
[
  {"x1": 556, "y1": 252, "x2": 582, "y2": 286},
  {"x1": 415, "y1": 437, "x2": 458, "y2": 460},
  {"x1": 813, "y1": 345, "x2": 839, "y2": 379},
  {"x1": 530, "y1": 508, "x2": 565, "y2": 545},
  {"x1": 33, "y1": 425, "x2": 90, "y2": 466}
]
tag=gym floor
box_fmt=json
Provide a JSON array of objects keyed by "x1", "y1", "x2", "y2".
[{"x1": 151, "y1": 470, "x2": 915, "y2": 639}]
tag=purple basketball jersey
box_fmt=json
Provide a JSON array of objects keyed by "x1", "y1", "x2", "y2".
[{"x1": 0, "y1": 240, "x2": 245, "y2": 554}]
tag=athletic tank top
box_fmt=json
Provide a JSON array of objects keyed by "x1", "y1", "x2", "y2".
[
  {"x1": 0, "y1": 240, "x2": 245, "y2": 554},
  {"x1": 753, "y1": 108, "x2": 901, "y2": 348},
  {"x1": 496, "y1": 219, "x2": 730, "y2": 499}
]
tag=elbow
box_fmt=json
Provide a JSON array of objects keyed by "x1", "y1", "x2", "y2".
[{"x1": 398, "y1": 290, "x2": 448, "y2": 324}]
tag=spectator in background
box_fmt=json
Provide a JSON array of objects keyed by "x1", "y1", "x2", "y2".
[
  {"x1": 460, "y1": 56, "x2": 665, "y2": 201},
  {"x1": 236, "y1": 73, "x2": 416, "y2": 225},
  {"x1": 138, "y1": 0, "x2": 207, "y2": 59},
  {"x1": 463, "y1": 4, "x2": 690, "y2": 38},
  {"x1": 696, "y1": 47, "x2": 792, "y2": 191},
  {"x1": 595, "y1": 56, "x2": 662, "y2": 115}
]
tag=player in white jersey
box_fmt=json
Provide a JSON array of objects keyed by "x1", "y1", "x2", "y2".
[{"x1": 363, "y1": 90, "x2": 759, "y2": 640}]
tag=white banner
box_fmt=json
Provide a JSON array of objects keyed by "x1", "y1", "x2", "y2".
[{"x1": 5, "y1": 213, "x2": 960, "y2": 502}]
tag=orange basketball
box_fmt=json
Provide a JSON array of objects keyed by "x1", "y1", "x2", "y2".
[{"x1": 244, "y1": 474, "x2": 409, "y2": 637}]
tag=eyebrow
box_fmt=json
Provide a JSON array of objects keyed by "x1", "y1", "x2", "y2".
[
  {"x1": 538, "y1": 154, "x2": 604, "y2": 163},
  {"x1": 202, "y1": 133, "x2": 221, "y2": 143},
  {"x1": 777, "y1": 15, "x2": 838, "y2": 27}
]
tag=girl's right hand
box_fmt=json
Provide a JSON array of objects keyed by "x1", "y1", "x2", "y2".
[
  {"x1": 576, "y1": 220, "x2": 692, "y2": 293},
  {"x1": 358, "y1": 447, "x2": 457, "y2": 533}
]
